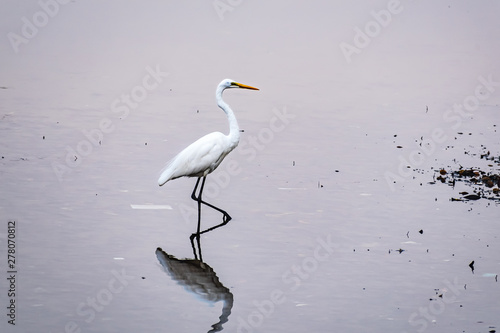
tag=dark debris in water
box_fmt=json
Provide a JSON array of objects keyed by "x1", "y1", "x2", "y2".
[
  {"x1": 436, "y1": 167, "x2": 500, "y2": 202},
  {"x1": 388, "y1": 248, "x2": 405, "y2": 254},
  {"x1": 430, "y1": 148, "x2": 500, "y2": 202},
  {"x1": 469, "y1": 260, "x2": 475, "y2": 274}
]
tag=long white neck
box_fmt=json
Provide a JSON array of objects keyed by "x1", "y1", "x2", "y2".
[{"x1": 216, "y1": 85, "x2": 240, "y2": 149}]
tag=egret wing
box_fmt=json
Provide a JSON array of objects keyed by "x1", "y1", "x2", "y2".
[{"x1": 158, "y1": 132, "x2": 229, "y2": 186}]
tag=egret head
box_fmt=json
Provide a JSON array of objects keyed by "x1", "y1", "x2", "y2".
[{"x1": 220, "y1": 79, "x2": 259, "y2": 91}]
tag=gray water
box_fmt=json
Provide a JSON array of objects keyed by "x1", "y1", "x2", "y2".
[{"x1": 1, "y1": 1, "x2": 499, "y2": 332}]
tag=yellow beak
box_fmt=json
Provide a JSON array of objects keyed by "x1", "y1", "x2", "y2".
[{"x1": 233, "y1": 82, "x2": 259, "y2": 90}]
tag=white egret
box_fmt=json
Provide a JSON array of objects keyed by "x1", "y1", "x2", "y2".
[{"x1": 158, "y1": 79, "x2": 259, "y2": 238}]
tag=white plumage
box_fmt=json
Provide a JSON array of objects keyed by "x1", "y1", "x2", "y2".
[
  {"x1": 158, "y1": 132, "x2": 232, "y2": 185},
  {"x1": 158, "y1": 79, "x2": 259, "y2": 186}
]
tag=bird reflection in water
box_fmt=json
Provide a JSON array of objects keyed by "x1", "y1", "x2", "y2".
[{"x1": 156, "y1": 237, "x2": 233, "y2": 332}]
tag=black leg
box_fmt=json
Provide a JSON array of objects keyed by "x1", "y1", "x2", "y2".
[
  {"x1": 199, "y1": 200, "x2": 232, "y2": 224},
  {"x1": 189, "y1": 176, "x2": 232, "y2": 240},
  {"x1": 196, "y1": 214, "x2": 231, "y2": 236},
  {"x1": 190, "y1": 177, "x2": 202, "y2": 201},
  {"x1": 196, "y1": 177, "x2": 206, "y2": 235},
  {"x1": 190, "y1": 231, "x2": 203, "y2": 261},
  {"x1": 190, "y1": 177, "x2": 204, "y2": 243}
]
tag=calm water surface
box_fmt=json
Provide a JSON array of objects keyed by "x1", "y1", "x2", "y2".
[{"x1": 1, "y1": 2, "x2": 499, "y2": 332}]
